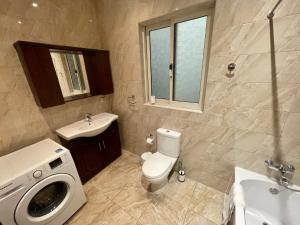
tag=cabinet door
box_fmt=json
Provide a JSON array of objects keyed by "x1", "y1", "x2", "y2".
[
  {"x1": 100, "y1": 121, "x2": 122, "y2": 165},
  {"x1": 83, "y1": 51, "x2": 114, "y2": 95},
  {"x1": 14, "y1": 44, "x2": 65, "y2": 108},
  {"x1": 59, "y1": 137, "x2": 86, "y2": 178},
  {"x1": 70, "y1": 137, "x2": 105, "y2": 183}
]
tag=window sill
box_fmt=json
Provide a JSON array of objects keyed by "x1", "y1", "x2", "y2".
[{"x1": 144, "y1": 102, "x2": 203, "y2": 114}]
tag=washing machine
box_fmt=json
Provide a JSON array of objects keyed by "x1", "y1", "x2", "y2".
[{"x1": 0, "y1": 139, "x2": 87, "y2": 225}]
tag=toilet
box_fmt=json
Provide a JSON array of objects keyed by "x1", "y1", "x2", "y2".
[{"x1": 142, "y1": 128, "x2": 181, "y2": 190}]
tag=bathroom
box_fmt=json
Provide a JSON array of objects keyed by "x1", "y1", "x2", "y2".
[{"x1": 1, "y1": 0, "x2": 300, "y2": 224}]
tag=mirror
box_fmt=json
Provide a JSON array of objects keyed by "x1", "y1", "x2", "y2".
[{"x1": 50, "y1": 50, "x2": 91, "y2": 101}]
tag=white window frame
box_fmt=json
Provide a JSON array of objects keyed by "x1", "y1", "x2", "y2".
[{"x1": 141, "y1": 9, "x2": 213, "y2": 113}]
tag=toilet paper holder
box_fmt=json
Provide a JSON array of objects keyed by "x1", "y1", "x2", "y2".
[
  {"x1": 147, "y1": 133, "x2": 153, "y2": 138},
  {"x1": 146, "y1": 134, "x2": 154, "y2": 145}
]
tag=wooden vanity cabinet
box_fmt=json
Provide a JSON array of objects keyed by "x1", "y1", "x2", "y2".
[{"x1": 59, "y1": 121, "x2": 121, "y2": 183}]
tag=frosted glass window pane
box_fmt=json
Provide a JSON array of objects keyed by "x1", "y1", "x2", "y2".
[
  {"x1": 150, "y1": 27, "x2": 170, "y2": 99},
  {"x1": 174, "y1": 16, "x2": 207, "y2": 103}
]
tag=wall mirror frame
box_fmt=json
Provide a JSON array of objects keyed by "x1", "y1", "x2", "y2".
[
  {"x1": 14, "y1": 41, "x2": 114, "y2": 108},
  {"x1": 49, "y1": 49, "x2": 91, "y2": 101}
]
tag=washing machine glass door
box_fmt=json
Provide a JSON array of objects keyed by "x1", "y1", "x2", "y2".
[{"x1": 15, "y1": 174, "x2": 76, "y2": 225}]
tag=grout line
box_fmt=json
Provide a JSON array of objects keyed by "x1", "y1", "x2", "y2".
[
  {"x1": 181, "y1": 181, "x2": 198, "y2": 225},
  {"x1": 108, "y1": 187, "x2": 140, "y2": 224},
  {"x1": 278, "y1": 84, "x2": 300, "y2": 137},
  {"x1": 134, "y1": 203, "x2": 151, "y2": 225},
  {"x1": 211, "y1": 49, "x2": 300, "y2": 58},
  {"x1": 213, "y1": 11, "x2": 300, "y2": 34},
  {"x1": 207, "y1": 80, "x2": 300, "y2": 85},
  {"x1": 282, "y1": 86, "x2": 300, "y2": 136}
]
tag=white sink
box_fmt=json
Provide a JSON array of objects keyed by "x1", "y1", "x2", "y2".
[{"x1": 56, "y1": 113, "x2": 118, "y2": 140}]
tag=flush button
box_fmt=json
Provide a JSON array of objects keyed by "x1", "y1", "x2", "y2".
[{"x1": 33, "y1": 170, "x2": 42, "y2": 179}]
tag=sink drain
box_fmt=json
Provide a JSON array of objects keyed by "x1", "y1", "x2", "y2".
[
  {"x1": 269, "y1": 187, "x2": 279, "y2": 194},
  {"x1": 262, "y1": 223, "x2": 269, "y2": 225}
]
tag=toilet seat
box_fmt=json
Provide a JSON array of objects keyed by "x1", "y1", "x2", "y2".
[{"x1": 142, "y1": 153, "x2": 173, "y2": 179}]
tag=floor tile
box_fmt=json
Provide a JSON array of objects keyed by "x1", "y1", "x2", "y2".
[
  {"x1": 89, "y1": 201, "x2": 137, "y2": 225},
  {"x1": 156, "y1": 173, "x2": 197, "y2": 204},
  {"x1": 185, "y1": 182, "x2": 224, "y2": 225},
  {"x1": 183, "y1": 213, "x2": 217, "y2": 225},
  {"x1": 68, "y1": 150, "x2": 224, "y2": 225},
  {"x1": 112, "y1": 185, "x2": 156, "y2": 220},
  {"x1": 137, "y1": 203, "x2": 178, "y2": 225},
  {"x1": 89, "y1": 166, "x2": 129, "y2": 199},
  {"x1": 67, "y1": 186, "x2": 113, "y2": 225}
]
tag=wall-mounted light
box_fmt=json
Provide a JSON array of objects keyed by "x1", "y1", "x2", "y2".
[
  {"x1": 17, "y1": 20, "x2": 23, "y2": 24},
  {"x1": 88, "y1": 19, "x2": 93, "y2": 23},
  {"x1": 32, "y1": 2, "x2": 38, "y2": 7}
]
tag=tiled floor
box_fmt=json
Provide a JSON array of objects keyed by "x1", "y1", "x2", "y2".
[{"x1": 67, "y1": 151, "x2": 224, "y2": 225}]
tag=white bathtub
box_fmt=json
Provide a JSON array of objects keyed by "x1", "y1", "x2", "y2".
[{"x1": 234, "y1": 167, "x2": 300, "y2": 225}]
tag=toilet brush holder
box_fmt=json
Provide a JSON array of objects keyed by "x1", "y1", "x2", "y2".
[{"x1": 178, "y1": 170, "x2": 185, "y2": 182}]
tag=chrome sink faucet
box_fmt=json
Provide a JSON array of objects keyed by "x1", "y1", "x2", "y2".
[
  {"x1": 265, "y1": 159, "x2": 295, "y2": 186},
  {"x1": 85, "y1": 113, "x2": 92, "y2": 125}
]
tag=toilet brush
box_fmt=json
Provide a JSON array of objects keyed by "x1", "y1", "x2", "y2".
[{"x1": 177, "y1": 161, "x2": 185, "y2": 182}]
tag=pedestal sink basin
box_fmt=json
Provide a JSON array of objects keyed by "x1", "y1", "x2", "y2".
[{"x1": 56, "y1": 112, "x2": 118, "y2": 140}]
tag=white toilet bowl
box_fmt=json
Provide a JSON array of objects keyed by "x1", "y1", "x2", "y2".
[
  {"x1": 141, "y1": 151, "x2": 153, "y2": 165},
  {"x1": 142, "y1": 152, "x2": 177, "y2": 184}
]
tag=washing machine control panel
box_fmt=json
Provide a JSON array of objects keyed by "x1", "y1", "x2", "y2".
[
  {"x1": 49, "y1": 157, "x2": 63, "y2": 169},
  {"x1": 29, "y1": 153, "x2": 68, "y2": 181},
  {"x1": 33, "y1": 170, "x2": 43, "y2": 179}
]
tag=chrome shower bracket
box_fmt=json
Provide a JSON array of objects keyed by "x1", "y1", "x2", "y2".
[{"x1": 226, "y1": 62, "x2": 236, "y2": 78}]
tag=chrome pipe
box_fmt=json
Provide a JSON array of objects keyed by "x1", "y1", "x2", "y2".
[{"x1": 267, "y1": 0, "x2": 283, "y2": 19}]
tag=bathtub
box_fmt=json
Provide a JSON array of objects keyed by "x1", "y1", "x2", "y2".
[{"x1": 234, "y1": 167, "x2": 300, "y2": 225}]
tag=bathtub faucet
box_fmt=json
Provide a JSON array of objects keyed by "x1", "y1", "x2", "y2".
[{"x1": 264, "y1": 159, "x2": 295, "y2": 186}]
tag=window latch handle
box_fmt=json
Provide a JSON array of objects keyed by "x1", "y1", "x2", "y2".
[{"x1": 169, "y1": 64, "x2": 173, "y2": 79}]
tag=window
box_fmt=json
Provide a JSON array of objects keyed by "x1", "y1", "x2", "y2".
[{"x1": 142, "y1": 10, "x2": 213, "y2": 112}]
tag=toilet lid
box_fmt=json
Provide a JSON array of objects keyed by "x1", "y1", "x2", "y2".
[{"x1": 142, "y1": 154, "x2": 172, "y2": 179}]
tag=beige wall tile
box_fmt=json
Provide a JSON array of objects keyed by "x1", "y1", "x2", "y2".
[
  {"x1": 3, "y1": 0, "x2": 300, "y2": 193},
  {"x1": 0, "y1": 0, "x2": 111, "y2": 156},
  {"x1": 282, "y1": 113, "x2": 300, "y2": 139},
  {"x1": 95, "y1": 0, "x2": 300, "y2": 192},
  {"x1": 290, "y1": 87, "x2": 300, "y2": 112},
  {"x1": 208, "y1": 52, "x2": 300, "y2": 84}
]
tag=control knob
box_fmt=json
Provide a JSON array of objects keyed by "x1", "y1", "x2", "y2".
[{"x1": 33, "y1": 170, "x2": 42, "y2": 179}]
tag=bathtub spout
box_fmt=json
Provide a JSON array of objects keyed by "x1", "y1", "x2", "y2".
[{"x1": 280, "y1": 177, "x2": 290, "y2": 187}]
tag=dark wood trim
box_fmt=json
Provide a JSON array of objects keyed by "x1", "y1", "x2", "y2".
[
  {"x1": 14, "y1": 41, "x2": 109, "y2": 53},
  {"x1": 14, "y1": 43, "x2": 65, "y2": 107},
  {"x1": 83, "y1": 51, "x2": 114, "y2": 95}
]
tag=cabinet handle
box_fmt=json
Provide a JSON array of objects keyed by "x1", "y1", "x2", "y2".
[
  {"x1": 102, "y1": 140, "x2": 106, "y2": 149},
  {"x1": 98, "y1": 142, "x2": 102, "y2": 152}
]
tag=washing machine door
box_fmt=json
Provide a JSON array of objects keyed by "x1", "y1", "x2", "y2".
[{"x1": 15, "y1": 174, "x2": 76, "y2": 225}]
